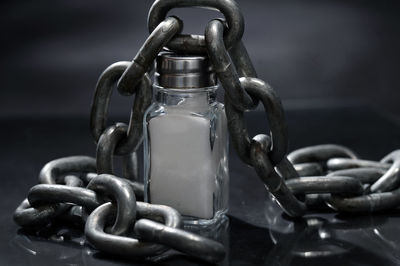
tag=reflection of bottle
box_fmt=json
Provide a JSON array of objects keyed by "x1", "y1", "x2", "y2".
[
  {"x1": 185, "y1": 216, "x2": 230, "y2": 266},
  {"x1": 144, "y1": 53, "x2": 229, "y2": 225}
]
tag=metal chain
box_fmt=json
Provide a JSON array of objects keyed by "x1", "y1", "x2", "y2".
[
  {"x1": 199, "y1": 7, "x2": 400, "y2": 217},
  {"x1": 14, "y1": 159, "x2": 225, "y2": 263},
  {"x1": 90, "y1": 61, "x2": 152, "y2": 156},
  {"x1": 148, "y1": 0, "x2": 244, "y2": 54},
  {"x1": 13, "y1": 0, "x2": 400, "y2": 263},
  {"x1": 117, "y1": 16, "x2": 182, "y2": 95}
]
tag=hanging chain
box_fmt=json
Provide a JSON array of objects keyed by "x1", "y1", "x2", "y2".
[{"x1": 13, "y1": 0, "x2": 400, "y2": 263}]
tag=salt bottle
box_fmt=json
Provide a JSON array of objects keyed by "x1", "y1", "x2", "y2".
[{"x1": 143, "y1": 52, "x2": 229, "y2": 225}]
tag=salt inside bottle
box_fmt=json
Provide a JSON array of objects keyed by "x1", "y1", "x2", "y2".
[{"x1": 143, "y1": 52, "x2": 229, "y2": 225}]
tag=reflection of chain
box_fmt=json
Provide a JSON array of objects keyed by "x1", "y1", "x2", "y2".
[
  {"x1": 13, "y1": 0, "x2": 400, "y2": 263},
  {"x1": 264, "y1": 203, "x2": 400, "y2": 264}
]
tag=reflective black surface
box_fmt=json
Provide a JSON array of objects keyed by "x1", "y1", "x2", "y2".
[{"x1": 1, "y1": 107, "x2": 400, "y2": 265}]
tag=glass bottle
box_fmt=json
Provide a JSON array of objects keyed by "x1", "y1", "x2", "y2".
[{"x1": 143, "y1": 52, "x2": 229, "y2": 226}]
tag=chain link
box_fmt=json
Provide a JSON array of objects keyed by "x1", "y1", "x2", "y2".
[
  {"x1": 327, "y1": 158, "x2": 391, "y2": 171},
  {"x1": 15, "y1": 162, "x2": 226, "y2": 263},
  {"x1": 148, "y1": 0, "x2": 244, "y2": 54},
  {"x1": 134, "y1": 219, "x2": 226, "y2": 262},
  {"x1": 90, "y1": 62, "x2": 152, "y2": 155},
  {"x1": 14, "y1": 174, "x2": 83, "y2": 227},
  {"x1": 117, "y1": 16, "x2": 183, "y2": 94},
  {"x1": 13, "y1": 0, "x2": 400, "y2": 263},
  {"x1": 250, "y1": 134, "x2": 306, "y2": 217},
  {"x1": 286, "y1": 146, "x2": 400, "y2": 213},
  {"x1": 370, "y1": 150, "x2": 400, "y2": 192},
  {"x1": 205, "y1": 19, "x2": 258, "y2": 111}
]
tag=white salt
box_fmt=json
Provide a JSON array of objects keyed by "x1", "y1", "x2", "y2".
[{"x1": 148, "y1": 111, "x2": 217, "y2": 219}]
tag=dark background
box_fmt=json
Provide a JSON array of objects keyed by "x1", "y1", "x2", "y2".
[{"x1": 1, "y1": 0, "x2": 399, "y2": 118}]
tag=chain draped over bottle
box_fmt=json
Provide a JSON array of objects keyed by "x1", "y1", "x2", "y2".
[{"x1": 13, "y1": 0, "x2": 400, "y2": 263}]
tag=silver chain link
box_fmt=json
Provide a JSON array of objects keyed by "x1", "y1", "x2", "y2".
[{"x1": 13, "y1": 0, "x2": 400, "y2": 263}]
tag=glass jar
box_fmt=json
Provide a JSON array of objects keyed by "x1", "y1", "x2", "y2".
[{"x1": 143, "y1": 53, "x2": 229, "y2": 225}]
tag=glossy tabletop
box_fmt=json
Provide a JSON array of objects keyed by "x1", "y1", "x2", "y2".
[{"x1": 1, "y1": 106, "x2": 400, "y2": 266}]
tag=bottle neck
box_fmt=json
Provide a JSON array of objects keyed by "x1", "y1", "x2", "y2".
[{"x1": 154, "y1": 84, "x2": 218, "y2": 109}]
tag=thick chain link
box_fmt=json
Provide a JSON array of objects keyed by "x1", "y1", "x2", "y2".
[
  {"x1": 287, "y1": 146, "x2": 400, "y2": 213},
  {"x1": 14, "y1": 158, "x2": 225, "y2": 263},
  {"x1": 13, "y1": 0, "x2": 400, "y2": 263},
  {"x1": 90, "y1": 62, "x2": 152, "y2": 156},
  {"x1": 148, "y1": 0, "x2": 244, "y2": 54},
  {"x1": 117, "y1": 16, "x2": 182, "y2": 95}
]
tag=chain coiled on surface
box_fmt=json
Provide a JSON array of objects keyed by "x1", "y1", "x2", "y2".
[
  {"x1": 14, "y1": 157, "x2": 225, "y2": 263},
  {"x1": 13, "y1": 0, "x2": 400, "y2": 263}
]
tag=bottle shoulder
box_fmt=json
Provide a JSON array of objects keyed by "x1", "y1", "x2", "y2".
[{"x1": 145, "y1": 102, "x2": 225, "y2": 121}]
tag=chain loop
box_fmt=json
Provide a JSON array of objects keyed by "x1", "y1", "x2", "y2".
[
  {"x1": 27, "y1": 184, "x2": 101, "y2": 211},
  {"x1": 229, "y1": 40, "x2": 258, "y2": 78},
  {"x1": 285, "y1": 176, "x2": 364, "y2": 196},
  {"x1": 39, "y1": 156, "x2": 96, "y2": 184},
  {"x1": 327, "y1": 158, "x2": 391, "y2": 171},
  {"x1": 117, "y1": 16, "x2": 183, "y2": 94},
  {"x1": 14, "y1": 199, "x2": 64, "y2": 227},
  {"x1": 286, "y1": 148, "x2": 400, "y2": 213},
  {"x1": 205, "y1": 19, "x2": 258, "y2": 111},
  {"x1": 86, "y1": 174, "x2": 137, "y2": 236},
  {"x1": 17, "y1": 167, "x2": 226, "y2": 262},
  {"x1": 326, "y1": 189, "x2": 400, "y2": 213},
  {"x1": 85, "y1": 202, "x2": 181, "y2": 258},
  {"x1": 14, "y1": 175, "x2": 85, "y2": 227},
  {"x1": 226, "y1": 77, "x2": 289, "y2": 166},
  {"x1": 95, "y1": 123, "x2": 145, "y2": 199},
  {"x1": 287, "y1": 144, "x2": 358, "y2": 165},
  {"x1": 90, "y1": 61, "x2": 152, "y2": 155},
  {"x1": 148, "y1": 0, "x2": 244, "y2": 54},
  {"x1": 31, "y1": 162, "x2": 93, "y2": 226},
  {"x1": 134, "y1": 219, "x2": 226, "y2": 263},
  {"x1": 96, "y1": 123, "x2": 128, "y2": 174},
  {"x1": 91, "y1": 61, "x2": 130, "y2": 142},
  {"x1": 370, "y1": 150, "x2": 400, "y2": 193},
  {"x1": 83, "y1": 171, "x2": 144, "y2": 199},
  {"x1": 328, "y1": 167, "x2": 386, "y2": 184},
  {"x1": 250, "y1": 134, "x2": 306, "y2": 217}
]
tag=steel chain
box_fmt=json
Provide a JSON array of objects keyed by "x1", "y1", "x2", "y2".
[
  {"x1": 90, "y1": 61, "x2": 152, "y2": 156},
  {"x1": 286, "y1": 145, "x2": 400, "y2": 213},
  {"x1": 148, "y1": 0, "x2": 244, "y2": 54},
  {"x1": 13, "y1": 0, "x2": 400, "y2": 263},
  {"x1": 117, "y1": 16, "x2": 182, "y2": 95},
  {"x1": 205, "y1": 19, "x2": 258, "y2": 111},
  {"x1": 15, "y1": 161, "x2": 225, "y2": 263}
]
